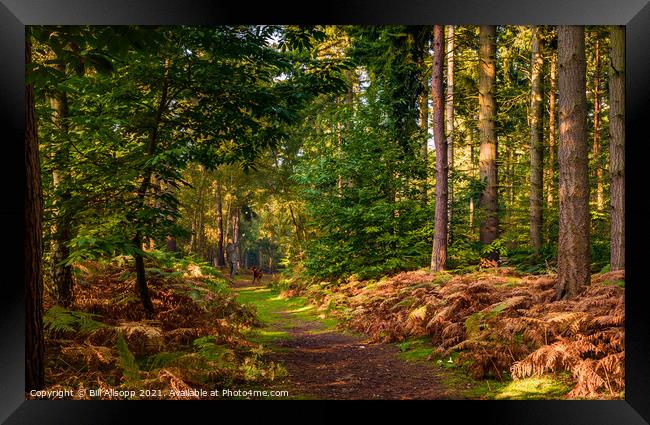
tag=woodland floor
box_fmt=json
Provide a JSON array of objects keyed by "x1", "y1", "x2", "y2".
[
  {"x1": 232, "y1": 277, "x2": 465, "y2": 400},
  {"x1": 36, "y1": 259, "x2": 622, "y2": 401}
]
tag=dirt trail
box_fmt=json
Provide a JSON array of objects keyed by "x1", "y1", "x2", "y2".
[{"x1": 232, "y1": 277, "x2": 463, "y2": 400}]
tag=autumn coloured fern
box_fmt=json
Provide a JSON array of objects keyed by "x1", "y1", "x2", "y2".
[{"x1": 298, "y1": 268, "x2": 625, "y2": 398}]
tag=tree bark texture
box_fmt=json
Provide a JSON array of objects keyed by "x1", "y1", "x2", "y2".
[
  {"x1": 609, "y1": 26, "x2": 625, "y2": 271},
  {"x1": 25, "y1": 36, "x2": 45, "y2": 391},
  {"x1": 593, "y1": 37, "x2": 604, "y2": 211},
  {"x1": 215, "y1": 180, "x2": 226, "y2": 267},
  {"x1": 446, "y1": 25, "x2": 455, "y2": 238},
  {"x1": 557, "y1": 25, "x2": 591, "y2": 299},
  {"x1": 547, "y1": 49, "x2": 557, "y2": 209},
  {"x1": 478, "y1": 25, "x2": 499, "y2": 245},
  {"x1": 530, "y1": 26, "x2": 544, "y2": 255},
  {"x1": 49, "y1": 63, "x2": 74, "y2": 307},
  {"x1": 431, "y1": 25, "x2": 448, "y2": 272}
]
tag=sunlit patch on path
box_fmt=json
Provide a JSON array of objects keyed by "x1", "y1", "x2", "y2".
[{"x1": 232, "y1": 276, "x2": 461, "y2": 400}]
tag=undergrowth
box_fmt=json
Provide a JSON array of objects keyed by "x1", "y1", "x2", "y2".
[
  {"x1": 280, "y1": 267, "x2": 625, "y2": 399},
  {"x1": 36, "y1": 250, "x2": 285, "y2": 400}
]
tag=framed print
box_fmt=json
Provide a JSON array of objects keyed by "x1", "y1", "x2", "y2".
[{"x1": 2, "y1": 0, "x2": 650, "y2": 423}]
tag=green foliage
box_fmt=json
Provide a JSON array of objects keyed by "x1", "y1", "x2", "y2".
[
  {"x1": 480, "y1": 239, "x2": 508, "y2": 258},
  {"x1": 294, "y1": 27, "x2": 434, "y2": 279},
  {"x1": 139, "y1": 351, "x2": 185, "y2": 371},
  {"x1": 448, "y1": 236, "x2": 481, "y2": 269},
  {"x1": 33, "y1": 25, "x2": 347, "y2": 279},
  {"x1": 397, "y1": 337, "x2": 434, "y2": 362},
  {"x1": 192, "y1": 336, "x2": 235, "y2": 366},
  {"x1": 116, "y1": 332, "x2": 142, "y2": 387},
  {"x1": 43, "y1": 306, "x2": 106, "y2": 335},
  {"x1": 34, "y1": 25, "x2": 620, "y2": 338},
  {"x1": 590, "y1": 240, "x2": 611, "y2": 272}
]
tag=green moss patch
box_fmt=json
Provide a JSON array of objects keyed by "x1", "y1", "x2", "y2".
[
  {"x1": 494, "y1": 375, "x2": 573, "y2": 400},
  {"x1": 397, "y1": 337, "x2": 435, "y2": 362}
]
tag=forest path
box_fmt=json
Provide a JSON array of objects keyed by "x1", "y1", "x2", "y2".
[{"x1": 231, "y1": 275, "x2": 464, "y2": 400}]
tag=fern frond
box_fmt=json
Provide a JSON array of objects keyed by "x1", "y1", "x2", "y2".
[
  {"x1": 116, "y1": 332, "x2": 141, "y2": 387},
  {"x1": 44, "y1": 306, "x2": 106, "y2": 335}
]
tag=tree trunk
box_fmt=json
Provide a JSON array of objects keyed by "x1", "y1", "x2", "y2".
[
  {"x1": 288, "y1": 203, "x2": 304, "y2": 244},
  {"x1": 469, "y1": 132, "x2": 475, "y2": 228},
  {"x1": 510, "y1": 146, "x2": 516, "y2": 207},
  {"x1": 506, "y1": 148, "x2": 513, "y2": 224},
  {"x1": 215, "y1": 180, "x2": 226, "y2": 267},
  {"x1": 478, "y1": 25, "x2": 499, "y2": 245},
  {"x1": 25, "y1": 36, "x2": 45, "y2": 391},
  {"x1": 49, "y1": 63, "x2": 74, "y2": 307},
  {"x1": 431, "y1": 25, "x2": 448, "y2": 272},
  {"x1": 446, "y1": 25, "x2": 455, "y2": 239},
  {"x1": 556, "y1": 25, "x2": 591, "y2": 299},
  {"x1": 232, "y1": 206, "x2": 240, "y2": 272},
  {"x1": 236, "y1": 208, "x2": 242, "y2": 268},
  {"x1": 224, "y1": 199, "x2": 231, "y2": 246},
  {"x1": 148, "y1": 177, "x2": 162, "y2": 251},
  {"x1": 196, "y1": 170, "x2": 207, "y2": 258},
  {"x1": 593, "y1": 37, "x2": 604, "y2": 211},
  {"x1": 133, "y1": 232, "x2": 154, "y2": 314},
  {"x1": 547, "y1": 48, "x2": 557, "y2": 209},
  {"x1": 609, "y1": 26, "x2": 625, "y2": 271},
  {"x1": 529, "y1": 26, "x2": 544, "y2": 255},
  {"x1": 337, "y1": 120, "x2": 343, "y2": 194},
  {"x1": 190, "y1": 169, "x2": 207, "y2": 254},
  {"x1": 132, "y1": 63, "x2": 169, "y2": 315},
  {"x1": 420, "y1": 90, "x2": 428, "y2": 204},
  {"x1": 189, "y1": 219, "x2": 196, "y2": 253},
  {"x1": 133, "y1": 171, "x2": 155, "y2": 317}
]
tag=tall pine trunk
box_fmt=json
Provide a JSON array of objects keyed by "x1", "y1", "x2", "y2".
[
  {"x1": 547, "y1": 47, "x2": 557, "y2": 210},
  {"x1": 469, "y1": 133, "x2": 475, "y2": 228},
  {"x1": 431, "y1": 25, "x2": 448, "y2": 272},
  {"x1": 420, "y1": 90, "x2": 428, "y2": 204},
  {"x1": 478, "y1": 25, "x2": 499, "y2": 246},
  {"x1": 557, "y1": 25, "x2": 590, "y2": 299},
  {"x1": 215, "y1": 180, "x2": 226, "y2": 267},
  {"x1": 609, "y1": 26, "x2": 625, "y2": 271},
  {"x1": 229, "y1": 206, "x2": 241, "y2": 276},
  {"x1": 446, "y1": 25, "x2": 455, "y2": 240},
  {"x1": 26, "y1": 35, "x2": 45, "y2": 391},
  {"x1": 529, "y1": 26, "x2": 544, "y2": 255},
  {"x1": 506, "y1": 148, "x2": 514, "y2": 224},
  {"x1": 593, "y1": 37, "x2": 604, "y2": 211},
  {"x1": 235, "y1": 207, "x2": 241, "y2": 269},
  {"x1": 49, "y1": 63, "x2": 74, "y2": 307}
]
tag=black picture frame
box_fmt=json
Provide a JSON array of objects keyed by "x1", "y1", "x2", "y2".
[{"x1": 2, "y1": 1, "x2": 649, "y2": 423}]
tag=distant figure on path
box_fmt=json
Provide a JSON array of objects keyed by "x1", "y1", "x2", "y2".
[{"x1": 251, "y1": 266, "x2": 263, "y2": 284}]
